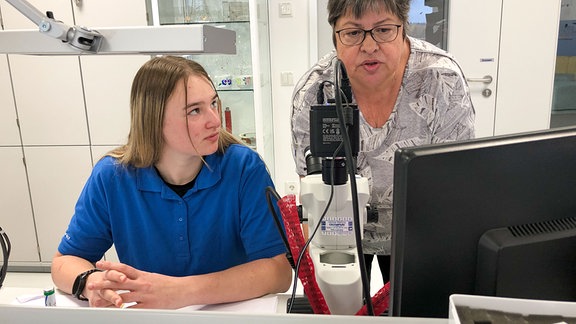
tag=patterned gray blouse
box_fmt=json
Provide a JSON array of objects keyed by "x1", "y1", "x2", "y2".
[{"x1": 291, "y1": 37, "x2": 475, "y2": 255}]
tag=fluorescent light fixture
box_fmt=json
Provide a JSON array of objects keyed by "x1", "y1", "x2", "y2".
[{"x1": 0, "y1": 0, "x2": 236, "y2": 55}]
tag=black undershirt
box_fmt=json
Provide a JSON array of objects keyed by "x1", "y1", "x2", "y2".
[{"x1": 155, "y1": 167, "x2": 196, "y2": 197}]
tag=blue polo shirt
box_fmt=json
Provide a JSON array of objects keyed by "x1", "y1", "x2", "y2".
[{"x1": 58, "y1": 144, "x2": 286, "y2": 276}]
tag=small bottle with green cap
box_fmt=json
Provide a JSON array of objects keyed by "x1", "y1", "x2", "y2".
[{"x1": 44, "y1": 287, "x2": 56, "y2": 306}]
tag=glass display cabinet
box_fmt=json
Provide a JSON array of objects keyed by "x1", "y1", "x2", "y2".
[{"x1": 149, "y1": 0, "x2": 275, "y2": 176}]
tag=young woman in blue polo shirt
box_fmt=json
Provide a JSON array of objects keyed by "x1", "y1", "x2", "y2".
[{"x1": 51, "y1": 56, "x2": 292, "y2": 309}]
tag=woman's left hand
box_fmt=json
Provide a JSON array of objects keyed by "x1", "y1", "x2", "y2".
[{"x1": 88, "y1": 260, "x2": 183, "y2": 309}]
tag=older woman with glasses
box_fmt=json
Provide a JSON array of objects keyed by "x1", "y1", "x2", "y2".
[{"x1": 290, "y1": 0, "x2": 475, "y2": 293}]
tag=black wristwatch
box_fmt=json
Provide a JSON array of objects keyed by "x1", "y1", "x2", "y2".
[{"x1": 72, "y1": 268, "x2": 103, "y2": 301}]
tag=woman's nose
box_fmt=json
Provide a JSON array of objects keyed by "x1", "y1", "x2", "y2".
[
  {"x1": 360, "y1": 33, "x2": 379, "y2": 53},
  {"x1": 207, "y1": 108, "x2": 221, "y2": 128}
]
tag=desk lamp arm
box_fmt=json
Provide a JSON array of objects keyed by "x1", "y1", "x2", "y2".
[{"x1": 5, "y1": 0, "x2": 102, "y2": 52}]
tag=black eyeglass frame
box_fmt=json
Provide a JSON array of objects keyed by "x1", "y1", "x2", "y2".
[{"x1": 335, "y1": 24, "x2": 402, "y2": 46}]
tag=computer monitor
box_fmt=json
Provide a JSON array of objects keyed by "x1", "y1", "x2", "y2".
[{"x1": 389, "y1": 126, "x2": 576, "y2": 318}]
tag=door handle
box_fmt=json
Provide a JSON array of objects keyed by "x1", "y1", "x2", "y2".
[{"x1": 466, "y1": 75, "x2": 493, "y2": 84}]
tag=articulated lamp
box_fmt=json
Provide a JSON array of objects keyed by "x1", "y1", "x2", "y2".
[{"x1": 0, "y1": 0, "x2": 236, "y2": 55}]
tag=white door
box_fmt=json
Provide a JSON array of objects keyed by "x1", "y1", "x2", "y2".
[
  {"x1": 449, "y1": 0, "x2": 561, "y2": 138},
  {"x1": 448, "y1": 1, "x2": 502, "y2": 138}
]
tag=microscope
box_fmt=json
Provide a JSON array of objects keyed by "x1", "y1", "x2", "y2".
[{"x1": 298, "y1": 61, "x2": 372, "y2": 315}]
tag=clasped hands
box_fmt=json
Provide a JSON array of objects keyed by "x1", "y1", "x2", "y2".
[{"x1": 84, "y1": 260, "x2": 182, "y2": 309}]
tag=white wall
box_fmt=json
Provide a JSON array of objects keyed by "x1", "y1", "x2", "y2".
[{"x1": 268, "y1": 0, "x2": 311, "y2": 196}]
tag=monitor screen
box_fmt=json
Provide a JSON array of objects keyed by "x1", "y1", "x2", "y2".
[{"x1": 389, "y1": 126, "x2": 576, "y2": 318}]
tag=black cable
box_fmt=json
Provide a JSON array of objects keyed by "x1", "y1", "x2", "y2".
[
  {"x1": 265, "y1": 186, "x2": 295, "y2": 269},
  {"x1": 316, "y1": 81, "x2": 334, "y2": 105},
  {"x1": 264, "y1": 185, "x2": 301, "y2": 313},
  {"x1": 0, "y1": 226, "x2": 11, "y2": 289},
  {"x1": 317, "y1": 82, "x2": 326, "y2": 105},
  {"x1": 334, "y1": 59, "x2": 374, "y2": 316}
]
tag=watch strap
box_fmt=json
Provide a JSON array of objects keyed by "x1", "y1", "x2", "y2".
[{"x1": 72, "y1": 268, "x2": 103, "y2": 301}]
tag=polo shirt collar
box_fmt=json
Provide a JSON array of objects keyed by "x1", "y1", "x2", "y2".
[{"x1": 136, "y1": 153, "x2": 223, "y2": 195}]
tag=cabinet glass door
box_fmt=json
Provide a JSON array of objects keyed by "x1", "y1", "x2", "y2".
[
  {"x1": 150, "y1": 0, "x2": 275, "y2": 176},
  {"x1": 551, "y1": 2, "x2": 576, "y2": 128},
  {"x1": 408, "y1": 0, "x2": 448, "y2": 50}
]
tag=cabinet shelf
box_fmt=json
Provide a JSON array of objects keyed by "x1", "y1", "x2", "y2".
[
  {"x1": 161, "y1": 20, "x2": 250, "y2": 25},
  {"x1": 218, "y1": 88, "x2": 254, "y2": 92}
]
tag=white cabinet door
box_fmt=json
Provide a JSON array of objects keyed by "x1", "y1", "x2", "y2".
[
  {"x1": 0, "y1": 55, "x2": 20, "y2": 146},
  {"x1": 449, "y1": 0, "x2": 561, "y2": 138},
  {"x1": 2, "y1": 0, "x2": 89, "y2": 146},
  {"x1": 8, "y1": 55, "x2": 90, "y2": 145},
  {"x1": 80, "y1": 56, "x2": 149, "y2": 146},
  {"x1": 0, "y1": 0, "x2": 73, "y2": 27},
  {"x1": 24, "y1": 146, "x2": 93, "y2": 263},
  {"x1": 448, "y1": 1, "x2": 502, "y2": 138},
  {"x1": 73, "y1": 0, "x2": 150, "y2": 146},
  {"x1": 250, "y1": 0, "x2": 275, "y2": 175},
  {"x1": 0, "y1": 148, "x2": 39, "y2": 264},
  {"x1": 154, "y1": 0, "x2": 275, "y2": 175},
  {"x1": 0, "y1": 0, "x2": 161, "y2": 267},
  {"x1": 71, "y1": 0, "x2": 148, "y2": 27},
  {"x1": 494, "y1": 0, "x2": 560, "y2": 135},
  {"x1": 90, "y1": 145, "x2": 115, "y2": 164}
]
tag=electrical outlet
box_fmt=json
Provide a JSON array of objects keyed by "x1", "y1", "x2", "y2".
[{"x1": 284, "y1": 181, "x2": 298, "y2": 195}]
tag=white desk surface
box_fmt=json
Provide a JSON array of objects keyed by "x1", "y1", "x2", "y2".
[{"x1": 0, "y1": 272, "x2": 449, "y2": 324}]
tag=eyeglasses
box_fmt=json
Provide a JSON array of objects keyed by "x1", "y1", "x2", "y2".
[{"x1": 335, "y1": 24, "x2": 402, "y2": 46}]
